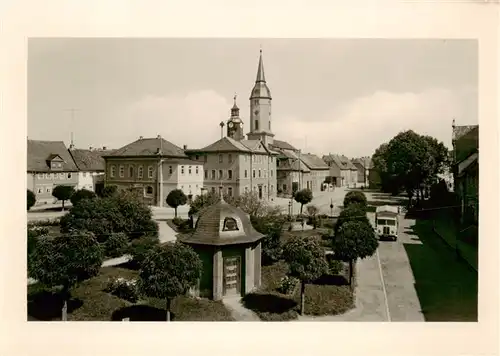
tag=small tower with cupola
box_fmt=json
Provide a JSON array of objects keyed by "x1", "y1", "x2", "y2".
[{"x1": 227, "y1": 94, "x2": 245, "y2": 141}]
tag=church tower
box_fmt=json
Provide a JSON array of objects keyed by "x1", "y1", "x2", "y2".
[
  {"x1": 227, "y1": 94, "x2": 244, "y2": 141},
  {"x1": 247, "y1": 49, "x2": 274, "y2": 146}
]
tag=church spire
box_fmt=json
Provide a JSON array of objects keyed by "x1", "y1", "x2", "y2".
[{"x1": 255, "y1": 49, "x2": 266, "y2": 83}]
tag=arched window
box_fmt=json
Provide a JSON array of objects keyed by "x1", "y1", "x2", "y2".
[
  {"x1": 146, "y1": 186, "x2": 153, "y2": 195},
  {"x1": 110, "y1": 165, "x2": 116, "y2": 178},
  {"x1": 138, "y1": 166, "x2": 143, "y2": 178},
  {"x1": 223, "y1": 217, "x2": 239, "y2": 231},
  {"x1": 148, "y1": 166, "x2": 154, "y2": 178},
  {"x1": 129, "y1": 166, "x2": 134, "y2": 178},
  {"x1": 119, "y1": 165, "x2": 124, "y2": 178}
]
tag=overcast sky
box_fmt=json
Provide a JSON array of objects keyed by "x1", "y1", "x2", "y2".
[{"x1": 28, "y1": 38, "x2": 477, "y2": 158}]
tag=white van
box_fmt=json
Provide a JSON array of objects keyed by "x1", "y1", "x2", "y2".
[{"x1": 375, "y1": 205, "x2": 399, "y2": 241}]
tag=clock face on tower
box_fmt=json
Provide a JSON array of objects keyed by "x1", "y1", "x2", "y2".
[
  {"x1": 254, "y1": 110, "x2": 259, "y2": 116},
  {"x1": 228, "y1": 122, "x2": 234, "y2": 128}
]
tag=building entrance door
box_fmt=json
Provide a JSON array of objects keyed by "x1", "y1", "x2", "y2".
[
  {"x1": 258, "y1": 185, "x2": 263, "y2": 199},
  {"x1": 223, "y1": 256, "x2": 241, "y2": 297}
]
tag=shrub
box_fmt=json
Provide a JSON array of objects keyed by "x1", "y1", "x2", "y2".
[
  {"x1": 28, "y1": 218, "x2": 61, "y2": 227},
  {"x1": 70, "y1": 189, "x2": 97, "y2": 206},
  {"x1": 99, "y1": 185, "x2": 118, "y2": 198},
  {"x1": 343, "y1": 191, "x2": 367, "y2": 209},
  {"x1": 128, "y1": 236, "x2": 159, "y2": 267},
  {"x1": 172, "y1": 217, "x2": 184, "y2": 226},
  {"x1": 104, "y1": 232, "x2": 129, "y2": 258},
  {"x1": 28, "y1": 226, "x2": 50, "y2": 238},
  {"x1": 326, "y1": 255, "x2": 344, "y2": 275},
  {"x1": 105, "y1": 277, "x2": 139, "y2": 303},
  {"x1": 27, "y1": 189, "x2": 36, "y2": 210},
  {"x1": 276, "y1": 276, "x2": 299, "y2": 295}
]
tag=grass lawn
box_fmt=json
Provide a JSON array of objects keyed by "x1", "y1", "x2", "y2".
[
  {"x1": 28, "y1": 266, "x2": 234, "y2": 321},
  {"x1": 242, "y1": 259, "x2": 355, "y2": 321},
  {"x1": 405, "y1": 219, "x2": 478, "y2": 321}
]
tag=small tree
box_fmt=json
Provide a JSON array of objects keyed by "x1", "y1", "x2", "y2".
[
  {"x1": 70, "y1": 188, "x2": 97, "y2": 207},
  {"x1": 188, "y1": 191, "x2": 220, "y2": 217},
  {"x1": 138, "y1": 242, "x2": 202, "y2": 321},
  {"x1": 332, "y1": 220, "x2": 378, "y2": 285},
  {"x1": 27, "y1": 231, "x2": 103, "y2": 321},
  {"x1": 27, "y1": 189, "x2": 36, "y2": 210},
  {"x1": 343, "y1": 191, "x2": 367, "y2": 209},
  {"x1": 282, "y1": 236, "x2": 329, "y2": 315},
  {"x1": 52, "y1": 185, "x2": 75, "y2": 210},
  {"x1": 334, "y1": 204, "x2": 369, "y2": 236},
  {"x1": 294, "y1": 189, "x2": 313, "y2": 215},
  {"x1": 166, "y1": 189, "x2": 188, "y2": 218},
  {"x1": 104, "y1": 232, "x2": 129, "y2": 258},
  {"x1": 251, "y1": 211, "x2": 287, "y2": 265},
  {"x1": 306, "y1": 204, "x2": 320, "y2": 229}
]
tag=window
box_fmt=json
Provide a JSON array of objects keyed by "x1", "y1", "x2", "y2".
[
  {"x1": 59, "y1": 173, "x2": 64, "y2": 179},
  {"x1": 129, "y1": 166, "x2": 134, "y2": 178},
  {"x1": 283, "y1": 184, "x2": 287, "y2": 191},
  {"x1": 119, "y1": 165, "x2": 124, "y2": 177},
  {"x1": 219, "y1": 154, "x2": 223, "y2": 163},
  {"x1": 188, "y1": 166, "x2": 192, "y2": 175},
  {"x1": 169, "y1": 166, "x2": 173, "y2": 175},
  {"x1": 37, "y1": 187, "x2": 42, "y2": 193},
  {"x1": 227, "y1": 187, "x2": 233, "y2": 197},
  {"x1": 195, "y1": 155, "x2": 199, "y2": 160},
  {"x1": 219, "y1": 170, "x2": 223, "y2": 180},
  {"x1": 211, "y1": 170, "x2": 216, "y2": 180},
  {"x1": 45, "y1": 173, "x2": 50, "y2": 179},
  {"x1": 228, "y1": 170, "x2": 233, "y2": 180},
  {"x1": 253, "y1": 170, "x2": 256, "y2": 178},
  {"x1": 195, "y1": 166, "x2": 199, "y2": 175},
  {"x1": 228, "y1": 154, "x2": 232, "y2": 163},
  {"x1": 255, "y1": 119, "x2": 259, "y2": 130},
  {"x1": 181, "y1": 166, "x2": 185, "y2": 175},
  {"x1": 245, "y1": 186, "x2": 248, "y2": 193},
  {"x1": 37, "y1": 173, "x2": 43, "y2": 179},
  {"x1": 138, "y1": 166, "x2": 143, "y2": 178},
  {"x1": 146, "y1": 186, "x2": 153, "y2": 195},
  {"x1": 386, "y1": 220, "x2": 396, "y2": 226},
  {"x1": 148, "y1": 166, "x2": 154, "y2": 178},
  {"x1": 211, "y1": 187, "x2": 216, "y2": 193},
  {"x1": 258, "y1": 169, "x2": 261, "y2": 178},
  {"x1": 376, "y1": 219, "x2": 386, "y2": 226},
  {"x1": 46, "y1": 187, "x2": 51, "y2": 193},
  {"x1": 244, "y1": 170, "x2": 248, "y2": 178},
  {"x1": 222, "y1": 217, "x2": 238, "y2": 231},
  {"x1": 67, "y1": 173, "x2": 72, "y2": 179}
]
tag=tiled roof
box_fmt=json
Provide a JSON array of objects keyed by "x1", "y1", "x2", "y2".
[
  {"x1": 352, "y1": 157, "x2": 373, "y2": 169},
  {"x1": 270, "y1": 139, "x2": 297, "y2": 151},
  {"x1": 27, "y1": 140, "x2": 78, "y2": 172},
  {"x1": 300, "y1": 153, "x2": 329, "y2": 170},
  {"x1": 70, "y1": 149, "x2": 115, "y2": 171},
  {"x1": 198, "y1": 137, "x2": 251, "y2": 153},
  {"x1": 453, "y1": 125, "x2": 478, "y2": 141},
  {"x1": 240, "y1": 139, "x2": 268, "y2": 154},
  {"x1": 323, "y1": 154, "x2": 355, "y2": 170},
  {"x1": 108, "y1": 137, "x2": 187, "y2": 157},
  {"x1": 180, "y1": 201, "x2": 264, "y2": 246}
]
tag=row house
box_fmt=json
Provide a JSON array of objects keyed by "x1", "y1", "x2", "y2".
[
  {"x1": 298, "y1": 153, "x2": 330, "y2": 193},
  {"x1": 27, "y1": 139, "x2": 79, "y2": 205},
  {"x1": 275, "y1": 148, "x2": 310, "y2": 196},
  {"x1": 322, "y1": 154, "x2": 358, "y2": 188},
  {"x1": 103, "y1": 135, "x2": 204, "y2": 207},
  {"x1": 452, "y1": 122, "x2": 479, "y2": 225},
  {"x1": 69, "y1": 147, "x2": 115, "y2": 192},
  {"x1": 352, "y1": 156, "x2": 373, "y2": 187},
  {"x1": 186, "y1": 136, "x2": 278, "y2": 199}
]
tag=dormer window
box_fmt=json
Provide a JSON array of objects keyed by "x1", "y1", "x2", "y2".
[
  {"x1": 222, "y1": 217, "x2": 239, "y2": 232},
  {"x1": 46, "y1": 154, "x2": 64, "y2": 171}
]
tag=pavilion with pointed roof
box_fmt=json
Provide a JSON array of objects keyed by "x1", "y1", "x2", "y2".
[{"x1": 179, "y1": 194, "x2": 265, "y2": 300}]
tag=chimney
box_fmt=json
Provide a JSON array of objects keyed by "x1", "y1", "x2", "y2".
[
  {"x1": 139, "y1": 136, "x2": 143, "y2": 140},
  {"x1": 89, "y1": 146, "x2": 93, "y2": 151},
  {"x1": 183, "y1": 144, "x2": 187, "y2": 150},
  {"x1": 157, "y1": 134, "x2": 161, "y2": 139},
  {"x1": 102, "y1": 146, "x2": 107, "y2": 150}
]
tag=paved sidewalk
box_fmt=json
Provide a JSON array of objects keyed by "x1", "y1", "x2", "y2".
[{"x1": 222, "y1": 297, "x2": 261, "y2": 321}]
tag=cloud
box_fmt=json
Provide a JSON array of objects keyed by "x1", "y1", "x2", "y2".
[
  {"x1": 273, "y1": 88, "x2": 475, "y2": 157},
  {"x1": 98, "y1": 87, "x2": 475, "y2": 159}
]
